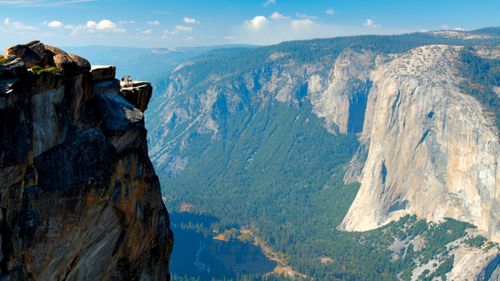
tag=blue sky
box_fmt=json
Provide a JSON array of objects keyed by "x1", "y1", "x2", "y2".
[{"x1": 0, "y1": 0, "x2": 498, "y2": 48}]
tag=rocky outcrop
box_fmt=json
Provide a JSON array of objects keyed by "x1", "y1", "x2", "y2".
[
  {"x1": 406, "y1": 229, "x2": 500, "y2": 280},
  {"x1": 91, "y1": 65, "x2": 116, "y2": 81},
  {"x1": 120, "y1": 81, "x2": 153, "y2": 112},
  {"x1": 448, "y1": 243, "x2": 500, "y2": 280},
  {"x1": 3, "y1": 41, "x2": 91, "y2": 75},
  {"x1": 309, "y1": 48, "x2": 376, "y2": 134},
  {"x1": 339, "y1": 45, "x2": 500, "y2": 243},
  {"x1": 0, "y1": 41, "x2": 172, "y2": 280}
]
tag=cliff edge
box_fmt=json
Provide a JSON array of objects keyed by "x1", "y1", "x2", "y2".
[
  {"x1": 0, "y1": 41, "x2": 172, "y2": 280},
  {"x1": 339, "y1": 45, "x2": 500, "y2": 241}
]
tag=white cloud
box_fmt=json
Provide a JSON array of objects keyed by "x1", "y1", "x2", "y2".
[
  {"x1": 176, "y1": 25, "x2": 192, "y2": 32},
  {"x1": 245, "y1": 16, "x2": 268, "y2": 31},
  {"x1": 3, "y1": 18, "x2": 37, "y2": 30},
  {"x1": 296, "y1": 13, "x2": 317, "y2": 20},
  {"x1": 62, "y1": 24, "x2": 84, "y2": 36},
  {"x1": 262, "y1": 0, "x2": 275, "y2": 7},
  {"x1": 325, "y1": 8, "x2": 335, "y2": 16},
  {"x1": 147, "y1": 20, "x2": 160, "y2": 26},
  {"x1": 119, "y1": 20, "x2": 136, "y2": 25},
  {"x1": 163, "y1": 29, "x2": 176, "y2": 36},
  {"x1": 47, "y1": 20, "x2": 63, "y2": 28},
  {"x1": 363, "y1": 18, "x2": 381, "y2": 28},
  {"x1": 85, "y1": 20, "x2": 95, "y2": 28},
  {"x1": 270, "y1": 12, "x2": 289, "y2": 20},
  {"x1": 141, "y1": 29, "x2": 153, "y2": 35},
  {"x1": 53, "y1": 19, "x2": 126, "y2": 37},
  {"x1": 454, "y1": 27, "x2": 465, "y2": 31},
  {"x1": 364, "y1": 18, "x2": 375, "y2": 26},
  {"x1": 183, "y1": 17, "x2": 198, "y2": 24},
  {"x1": 161, "y1": 25, "x2": 194, "y2": 39},
  {"x1": 291, "y1": 19, "x2": 314, "y2": 30},
  {"x1": 86, "y1": 19, "x2": 125, "y2": 32}
]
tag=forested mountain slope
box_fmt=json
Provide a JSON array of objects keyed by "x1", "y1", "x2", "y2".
[{"x1": 147, "y1": 29, "x2": 500, "y2": 280}]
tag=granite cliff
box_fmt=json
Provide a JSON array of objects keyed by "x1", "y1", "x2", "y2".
[
  {"x1": 339, "y1": 45, "x2": 500, "y2": 240},
  {"x1": 0, "y1": 41, "x2": 172, "y2": 280}
]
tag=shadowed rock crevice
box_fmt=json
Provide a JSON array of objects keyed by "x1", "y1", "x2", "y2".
[{"x1": 346, "y1": 80, "x2": 371, "y2": 133}]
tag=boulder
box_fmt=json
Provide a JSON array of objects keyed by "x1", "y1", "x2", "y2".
[
  {"x1": 45, "y1": 45, "x2": 91, "y2": 75},
  {"x1": 3, "y1": 42, "x2": 90, "y2": 75},
  {"x1": 68, "y1": 53, "x2": 91, "y2": 73},
  {"x1": 91, "y1": 65, "x2": 116, "y2": 81},
  {"x1": 120, "y1": 81, "x2": 153, "y2": 112},
  {"x1": 26, "y1": 41, "x2": 52, "y2": 67},
  {"x1": 3, "y1": 44, "x2": 41, "y2": 68}
]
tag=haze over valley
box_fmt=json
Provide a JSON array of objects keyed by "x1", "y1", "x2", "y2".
[{"x1": 0, "y1": 1, "x2": 499, "y2": 280}]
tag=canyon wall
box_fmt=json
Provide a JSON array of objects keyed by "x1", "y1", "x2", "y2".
[
  {"x1": 0, "y1": 41, "x2": 172, "y2": 281},
  {"x1": 337, "y1": 45, "x2": 500, "y2": 242}
]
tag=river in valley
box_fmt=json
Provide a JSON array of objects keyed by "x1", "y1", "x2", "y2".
[{"x1": 169, "y1": 212, "x2": 277, "y2": 280}]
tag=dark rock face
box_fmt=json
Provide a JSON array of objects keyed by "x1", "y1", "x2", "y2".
[
  {"x1": 120, "y1": 81, "x2": 153, "y2": 112},
  {"x1": 91, "y1": 65, "x2": 116, "y2": 82},
  {"x1": 0, "y1": 42, "x2": 172, "y2": 281}
]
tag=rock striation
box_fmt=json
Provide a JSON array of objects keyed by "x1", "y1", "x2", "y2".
[{"x1": 0, "y1": 41, "x2": 172, "y2": 281}]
